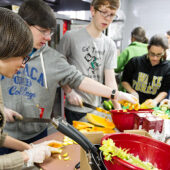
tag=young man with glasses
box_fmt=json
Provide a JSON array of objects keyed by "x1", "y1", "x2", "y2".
[
  {"x1": 0, "y1": 7, "x2": 60, "y2": 169},
  {"x1": 122, "y1": 34, "x2": 170, "y2": 107},
  {"x1": 0, "y1": 0, "x2": 137, "y2": 154},
  {"x1": 57, "y1": 0, "x2": 121, "y2": 124}
]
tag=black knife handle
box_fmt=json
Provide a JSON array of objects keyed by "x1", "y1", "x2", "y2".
[
  {"x1": 83, "y1": 102, "x2": 96, "y2": 110},
  {"x1": 52, "y1": 118, "x2": 90, "y2": 153},
  {"x1": 75, "y1": 162, "x2": 80, "y2": 169}
]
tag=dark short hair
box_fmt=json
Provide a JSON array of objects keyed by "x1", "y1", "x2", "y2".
[
  {"x1": 0, "y1": 7, "x2": 33, "y2": 59},
  {"x1": 131, "y1": 26, "x2": 148, "y2": 43},
  {"x1": 148, "y1": 34, "x2": 168, "y2": 60},
  {"x1": 166, "y1": 30, "x2": 170, "y2": 36},
  {"x1": 18, "y1": 0, "x2": 56, "y2": 30},
  {"x1": 91, "y1": 0, "x2": 120, "y2": 10}
]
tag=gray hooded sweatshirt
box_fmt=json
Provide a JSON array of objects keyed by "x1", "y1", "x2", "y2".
[{"x1": 0, "y1": 44, "x2": 84, "y2": 140}]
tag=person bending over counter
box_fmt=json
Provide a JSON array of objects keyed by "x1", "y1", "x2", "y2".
[
  {"x1": 0, "y1": 7, "x2": 59, "y2": 170},
  {"x1": 122, "y1": 34, "x2": 170, "y2": 107}
]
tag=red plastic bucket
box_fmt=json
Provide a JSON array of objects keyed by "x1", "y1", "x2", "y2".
[
  {"x1": 110, "y1": 109, "x2": 153, "y2": 132},
  {"x1": 101, "y1": 133, "x2": 170, "y2": 170}
]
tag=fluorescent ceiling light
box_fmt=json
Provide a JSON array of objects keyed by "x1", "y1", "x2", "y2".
[{"x1": 81, "y1": 0, "x2": 91, "y2": 3}]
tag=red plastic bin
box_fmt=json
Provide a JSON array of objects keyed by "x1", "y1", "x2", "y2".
[
  {"x1": 101, "y1": 133, "x2": 170, "y2": 170},
  {"x1": 110, "y1": 109, "x2": 153, "y2": 132}
]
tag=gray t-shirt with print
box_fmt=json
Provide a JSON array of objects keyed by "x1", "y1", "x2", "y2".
[{"x1": 57, "y1": 28, "x2": 117, "y2": 113}]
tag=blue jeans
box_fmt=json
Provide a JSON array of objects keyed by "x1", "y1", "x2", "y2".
[{"x1": 0, "y1": 128, "x2": 47, "y2": 155}]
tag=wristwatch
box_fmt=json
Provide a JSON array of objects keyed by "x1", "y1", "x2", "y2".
[{"x1": 110, "y1": 89, "x2": 116, "y2": 99}]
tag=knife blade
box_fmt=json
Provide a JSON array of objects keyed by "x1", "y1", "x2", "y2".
[
  {"x1": 82, "y1": 102, "x2": 110, "y2": 114},
  {"x1": 14, "y1": 116, "x2": 51, "y2": 123}
]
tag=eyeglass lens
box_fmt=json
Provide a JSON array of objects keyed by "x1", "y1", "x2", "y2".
[
  {"x1": 33, "y1": 26, "x2": 54, "y2": 36},
  {"x1": 95, "y1": 8, "x2": 117, "y2": 20},
  {"x1": 149, "y1": 52, "x2": 164, "y2": 57}
]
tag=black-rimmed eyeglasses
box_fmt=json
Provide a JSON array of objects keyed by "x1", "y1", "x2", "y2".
[
  {"x1": 149, "y1": 51, "x2": 165, "y2": 58},
  {"x1": 95, "y1": 8, "x2": 118, "y2": 20},
  {"x1": 33, "y1": 26, "x2": 54, "y2": 37}
]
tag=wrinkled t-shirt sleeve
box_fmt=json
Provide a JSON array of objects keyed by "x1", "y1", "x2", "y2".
[
  {"x1": 56, "y1": 54, "x2": 85, "y2": 89},
  {"x1": 0, "y1": 132, "x2": 7, "y2": 147},
  {"x1": 0, "y1": 151, "x2": 24, "y2": 170},
  {"x1": 57, "y1": 31, "x2": 71, "y2": 57}
]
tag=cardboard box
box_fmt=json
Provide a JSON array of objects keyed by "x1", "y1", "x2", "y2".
[
  {"x1": 124, "y1": 129, "x2": 152, "y2": 138},
  {"x1": 80, "y1": 132, "x2": 104, "y2": 170}
]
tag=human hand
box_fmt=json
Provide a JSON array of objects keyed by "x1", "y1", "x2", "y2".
[
  {"x1": 4, "y1": 107, "x2": 23, "y2": 122},
  {"x1": 32, "y1": 140, "x2": 63, "y2": 154},
  {"x1": 66, "y1": 89, "x2": 83, "y2": 106},
  {"x1": 130, "y1": 91, "x2": 139, "y2": 100},
  {"x1": 160, "y1": 99, "x2": 170, "y2": 109},
  {"x1": 24, "y1": 145, "x2": 51, "y2": 166},
  {"x1": 111, "y1": 100, "x2": 122, "y2": 110},
  {"x1": 116, "y1": 91, "x2": 138, "y2": 104},
  {"x1": 143, "y1": 99, "x2": 158, "y2": 108}
]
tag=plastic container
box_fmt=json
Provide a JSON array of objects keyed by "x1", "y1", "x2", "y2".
[
  {"x1": 101, "y1": 133, "x2": 170, "y2": 170},
  {"x1": 110, "y1": 109, "x2": 153, "y2": 132},
  {"x1": 142, "y1": 116, "x2": 157, "y2": 132},
  {"x1": 155, "y1": 117, "x2": 164, "y2": 133},
  {"x1": 134, "y1": 113, "x2": 147, "y2": 130}
]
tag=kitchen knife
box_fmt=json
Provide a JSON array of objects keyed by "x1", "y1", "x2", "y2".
[
  {"x1": 82, "y1": 102, "x2": 110, "y2": 114},
  {"x1": 14, "y1": 116, "x2": 51, "y2": 123}
]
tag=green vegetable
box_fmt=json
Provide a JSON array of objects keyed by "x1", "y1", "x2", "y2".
[
  {"x1": 160, "y1": 104, "x2": 168, "y2": 112},
  {"x1": 161, "y1": 106, "x2": 168, "y2": 111},
  {"x1": 108, "y1": 100, "x2": 114, "y2": 109},
  {"x1": 99, "y1": 139, "x2": 158, "y2": 170},
  {"x1": 103, "y1": 101, "x2": 112, "y2": 110},
  {"x1": 152, "y1": 110, "x2": 165, "y2": 116}
]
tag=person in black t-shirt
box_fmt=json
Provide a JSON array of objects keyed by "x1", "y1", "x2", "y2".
[{"x1": 122, "y1": 34, "x2": 170, "y2": 106}]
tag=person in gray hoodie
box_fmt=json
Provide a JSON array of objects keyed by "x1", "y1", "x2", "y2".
[
  {"x1": 0, "y1": 0, "x2": 137, "y2": 154},
  {"x1": 0, "y1": 7, "x2": 59, "y2": 169}
]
